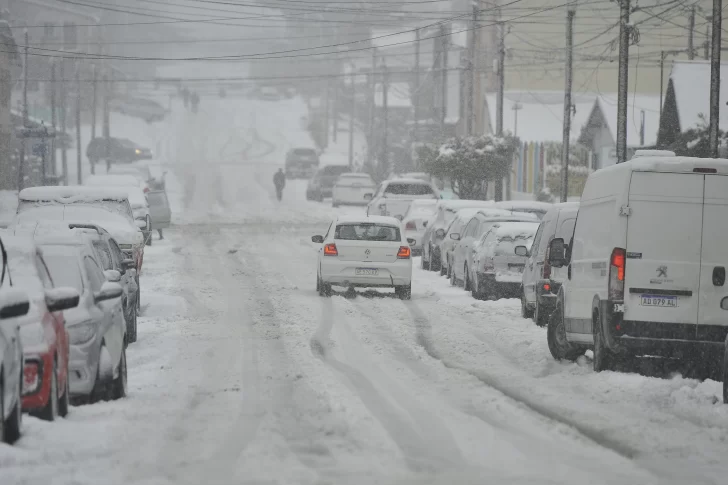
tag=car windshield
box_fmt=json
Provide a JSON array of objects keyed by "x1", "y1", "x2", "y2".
[
  {"x1": 335, "y1": 223, "x2": 400, "y2": 241},
  {"x1": 41, "y1": 245, "x2": 84, "y2": 291},
  {"x1": 384, "y1": 183, "x2": 434, "y2": 196}
]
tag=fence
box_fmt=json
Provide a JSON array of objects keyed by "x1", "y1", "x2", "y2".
[{"x1": 512, "y1": 141, "x2": 592, "y2": 198}]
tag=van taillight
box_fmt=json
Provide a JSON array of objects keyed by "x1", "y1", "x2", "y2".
[
  {"x1": 397, "y1": 246, "x2": 411, "y2": 259},
  {"x1": 324, "y1": 243, "x2": 338, "y2": 256},
  {"x1": 609, "y1": 247, "x2": 626, "y2": 300}
]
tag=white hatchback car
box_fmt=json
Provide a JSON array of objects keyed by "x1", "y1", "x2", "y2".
[{"x1": 312, "y1": 216, "x2": 413, "y2": 299}]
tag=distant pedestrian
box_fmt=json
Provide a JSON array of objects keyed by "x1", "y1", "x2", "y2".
[{"x1": 273, "y1": 168, "x2": 286, "y2": 201}]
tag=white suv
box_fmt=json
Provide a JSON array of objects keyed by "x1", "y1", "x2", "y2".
[{"x1": 546, "y1": 152, "x2": 728, "y2": 387}]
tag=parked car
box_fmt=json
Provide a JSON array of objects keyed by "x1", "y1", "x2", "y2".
[
  {"x1": 366, "y1": 178, "x2": 440, "y2": 220},
  {"x1": 0, "y1": 235, "x2": 31, "y2": 443},
  {"x1": 390, "y1": 172, "x2": 431, "y2": 182},
  {"x1": 449, "y1": 209, "x2": 537, "y2": 289},
  {"x1": 85, "y1": 176, "x2": 152, "y2": 245},
  {"x1": 2, "y1": 235, "x2": 79, "y2": 420},
  {"x1": 286, "y1": 147, "x2": 320, "y2": 179},
  {"x1": 494, "y1": 201, "x2": 553, "y2": 220},
  {"x1": 38, "y1": 235, "x2": 127, "y2": 403},
  {"x1": 312, "y1": 215, "x2": 413, "y2": 299},
  {"x1": 544, "y1": 153, "x2": 728, "y2": 385},
  {"x1": 15, "y1": 186, "x2": 146, "y2": 275},
  {"x1": 421, "y1": 200, "x2": 497, "y2": 272},
  {"x1": 401, "y1": 199, "x2": 438, "y2": 256},
  {"x1": 306, "y1": 165, "x2": 350, "y2": 201},
  {"x1": 332, "y1": 173, "x2": 376, "y2": 207},
  {"x1": 521, "y1": 203, "x2": 579, "y2": 326},
  {"x1": 104, "y1": 167, "x2": 152, "y2": 193},
  {"x1": 440, "y1": 208, "x2": 483, "y2": 279},
  {"x1": 86, "y1": 137, "x2": 152, "y2": 165},
  {"x1": 471, "y1": 221, "x2": 540, "y2": 300}
]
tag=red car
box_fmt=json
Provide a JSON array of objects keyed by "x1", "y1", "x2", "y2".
[{"x1": 4, "y1": 236, "x2": 79, "y2": 420}]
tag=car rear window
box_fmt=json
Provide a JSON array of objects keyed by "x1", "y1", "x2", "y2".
[
  {"x1": 293, "y1": 148, "x2": 317, "y2": 156},
  {"x1": 384, "y1": 183, "x2": 434, "y2": 196},
  {"x1": 41, "y1": 245, "x2": 84, "y2": 291},
  {"x1": 321, "y1": 166, "x2": 350, "y2": 176},
  {"x1": 335, "y1": 223, "x2": 401, "y2": 242}
]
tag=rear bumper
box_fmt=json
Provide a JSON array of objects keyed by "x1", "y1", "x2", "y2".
[
  {"x1": 601, "y1": 300, "x2": 728, "y2": 356},
  {"x1": 321, "y1": 259, "x2": 412, "y2": 287}
]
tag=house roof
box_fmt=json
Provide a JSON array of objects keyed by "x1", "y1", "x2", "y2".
[
  {"x1": 485, "y1": 91, "x2": 594, "y2": 143},
  {"x1": 581, "y1": 94, "x2": 661, "y2": 147},
  {"x1": 669, "y1": 60, "x2": 728, "y2": 132}
]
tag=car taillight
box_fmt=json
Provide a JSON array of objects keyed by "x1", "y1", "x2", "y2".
[
  {"x1": 23, "y1": 361, "x2": 40, "y2": 395},
  {"x1": 405, "y1": 221, "x2": 417, "y2": 230},
  {"x1": 609, "y1": 247, "x2": 626, "y2": 300},
  {"x1": 543, "y1": 248, "x2": 552, "y2": 279},
  {"x1": 397, "y1": 246, "x2": 411, "y2": 259},
  {"x1": 543, "y1": 283, "x2": 551, "y2": 292},
  {"x1": 324, "y1": 243, "x2": 338, "y2": 256},
  {"x1": 143, "y1": 187, "x2": 149, "y2": 193}
]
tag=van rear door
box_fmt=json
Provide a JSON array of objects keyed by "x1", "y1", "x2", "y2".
[
  {"x1": 697, "y1": 175, "x2": 728, "y2": 338},
  {"x1": 625, "y1": 172, "x2": 703, "y2": 326}
]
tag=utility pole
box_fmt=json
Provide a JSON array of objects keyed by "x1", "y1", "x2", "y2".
[
  {"x1": 75, "y1": 67, "x2": 82, "y2": 184},
  {"x1": 50, "y1": 60, "x2": 57, "y2": 179},
  {"x1": 103, "y1": 71, "x2": 110, "y2": 171},
  {"x1": 561, "y1": 7, "x2": 575, "y2": 202},
  {"x1": 688, "y1": 5, "x2": 695, "y2": 60},
  {"x1": 323, "y1": 79, "x2": 330, "y2": 149},
  {"x1": 90, "y1": 64, "x2": 97, "y2": 175},
  {"x1": 440, "y1": 23, "x2": 449, "y2": 135},
  {"x1": 640, "y1": 110, "x2": 645, "y2": 146},
  {"x1": 705, "y1": 22, "x2": 710, "y2": 60},
  {"x1": 18, "y1": 30, "x2": 29, "y2": 191},
  {"x1": 616, "y1": 0, "x2": 630, "y2": 164},
  {"x1": 348, "y1": 70, "x2": 356, "y2": 170},
  {"x1": 367, "y1": 49, "x2": 377, "y2": 167},
  {"x1": 60, "y1": 59, "x2": 68, "y2": 183},
  {"x1": 413, "y1": 28, "x2": 420, "y2": 140},
  {"x1": 468, "y1": 4, "x2": 478, "y2": 135},
  {"x1": 709, "y1": 0, "x2": 722, "y2": 158},
  {"x1": 381, "y1": 61, "x2": 389, "y2": 175},
  {"x1": 332, "y1": 79, "x2": 338, "y2": 143},
  {"x1": 495, "y1": 21, "x2": 506, "y2": 201}
]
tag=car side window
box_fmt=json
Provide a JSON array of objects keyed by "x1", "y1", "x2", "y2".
[
  {"x1": 35, "y1": 254, "x2": 54, "y2": 289},
  {"x1": 109, "y1": 239, "x2": 124, "y2": 269},
  {"x1": 463, "y1": 220, "x2": 475, "y2": 238},
  {"x1": 84, "y1": 257, "x2": 104, "y2": 293},
  {"x1": 93, "y1": 241, "x2": 113, "y2": 270},
  {"x1": 531, "y1": 223, "x2": 545, "y2": 257}
]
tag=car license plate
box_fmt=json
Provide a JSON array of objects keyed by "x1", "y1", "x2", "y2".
[
  {"x1": 356, "y1": 268, "x2": 379, "y2": 276},
  {"x1": 640, "y1": 295, "x2": 677, "y2": 308}
]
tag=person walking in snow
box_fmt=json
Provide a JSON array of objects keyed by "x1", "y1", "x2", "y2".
[{"x1": 273, "y1": 168, "x2": 286, "y2": 201}]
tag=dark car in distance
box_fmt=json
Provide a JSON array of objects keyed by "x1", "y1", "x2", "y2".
[
  {"x1": 285, "y1": 148, "x2": 320, "y2": 179},
  {"x1": 87, "y1": 138, "x2": 153, "y2": 166},
  {"x1": 306, "y1": 165, "x2": 351, "y2": 202}
]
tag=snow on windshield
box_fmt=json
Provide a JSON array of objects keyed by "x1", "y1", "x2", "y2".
[
  {"x1": 493, "y1": 222, "x2": 540, "y2": 256},
  {"x1": 41, "y1": 245, "x2": 84, "y2": 291}
]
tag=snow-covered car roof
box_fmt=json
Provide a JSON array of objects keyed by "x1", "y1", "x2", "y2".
[
  {"x1": 335, "y1": 215, "x2": 402, "y2": 226},
  {"x1": 9, "y1": 220, "x2": 109, "y2": 240},
  {"x1": 383, "y1": 178, "x2": 433, "y2": 186},
  {"x1": 610, "y1": 155, "x2": 728, "y2": 174},
  {"x1": 85, "y1": 174, "x2": 141, "y2": 188},
  {"x1": 440, "y1": 200, "x2": 497, "y2": 211},
  {"x1": 15, "y1": 206, "x2": 140, "y2": 244},
  {"x1": 491, "y1": 221, "x2": 541, "y2": 240},
  {"x1": 494, "y1": 201, "x2": 553, "y2": 212},
  {"x1": 87, "y1": 184, "x2": 147, "y2": 209},
  {"x1": 19, "y1": 186, "x2": 130, "y2": 203},
  {"x1": 477, "y1": 208, "x2": 540, "y2": 221}
]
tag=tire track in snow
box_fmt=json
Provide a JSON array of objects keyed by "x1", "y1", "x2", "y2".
[
  {"x1": 311, "y1": 297, "x2": 467, "y2": 474},
  {"x1": 403, "y1": 301, "x2": 642, "y2": 461}
]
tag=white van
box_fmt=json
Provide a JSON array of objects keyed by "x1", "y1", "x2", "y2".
[
  {"x1": 546, "y1": 152, "x2": 728, "y2": 377},
  {"x1": 521, "y1": 202, "x2": 579, "y2": 326}
]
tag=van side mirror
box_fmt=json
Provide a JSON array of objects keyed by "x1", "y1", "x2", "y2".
[
  {"x1": 514, "y1": 245, "x2": 529, "y2": 257},
  {"x1": 548, "y1": 238, "x2": 567, "y2": 267},
  {"x1": 450, "y1": 233, "x2": 460, "y2": 241},
  {"x1": 311, "y1": 235, "x2": 324, "y2": 243},
  {"x1": 0, "y1": 288, "x2": 30, "y2": 319},
  {"x1": 435, "y1": 229, "x2": 446, "y2": 239}
]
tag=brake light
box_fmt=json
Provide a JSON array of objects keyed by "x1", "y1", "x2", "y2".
[
  {"x1": 405, "y1": 220, "x2": 417, "y2": 230},
  {"x1": 543, "y1": 283, "x2": 551, "y2": 292},
  {"x1": 324, "y1": 243, "x2": 338, "y2": 256},
  {"x1": 609, "y1": 247, "x2": 626, "y2": 300},
  {"x1": 397, "y1": 246, "x2": 411, "y2": 259}
]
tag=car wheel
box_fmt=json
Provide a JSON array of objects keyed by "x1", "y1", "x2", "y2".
[
  {"x1": 449, "y1": 264, "x2": 457, "y2": 286},
  {"x1": 395, "y1": 284, "x2": 411, "y2": 300},
  {"x1": 110, "y1": 346, "x2": 128, "y2": 400},
  {"x1": 136, "y1": 277, "x2": 141, "y2": 311},
  {"x1": 3, "y1": 371, "x2": 22, "y2": 443},
  {"x1": 592, "y1": 310, "x2": 616, "y2": 372},
  {"x1": 534, "y1": 300, "x2": 549, "y2": 327},
  {"x1": 547, "y1": 303, "x2": 582, "y2": 361},
  {"x1": 430, "y1": 252, "x2": 441, "y2": 273},
  {"x1": 723, "y1": 337, "x2": 728, "y2": 403},
  {"x1": 58, "y1": 363, "x2": 70, "y2": 418},
  {"x1": 521, "y1": 291, "x2": 534, "y2": 319},
  {"x1": 440, "y1": 257, "x2": 447, "y2": 276},
  {"x1": 319, "y1": 279, "x2": 332, "y2": 297},
  {"x1": 420, "y1": 254, "x2": 427, "y2": 270},
  {"x1": 463, "y1": 266, "x2": 471, "y2": 291},
  {"x1": 37, "y1": 361, "x2": 59, "y2": 421}
]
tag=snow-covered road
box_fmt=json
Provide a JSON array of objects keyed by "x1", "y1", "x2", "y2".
[{"x1": 2, "y1": 95, "x2": 728, "y2": 485}]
